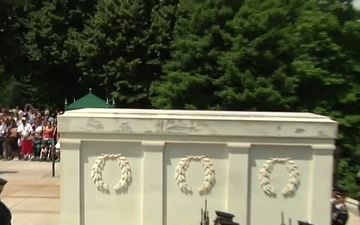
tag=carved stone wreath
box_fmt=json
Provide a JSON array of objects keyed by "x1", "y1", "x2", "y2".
[
  {"x1": 91, "y1": 154, "x2": 132, "y2": 192},
  {"x1": 175, "y1": 155, "x2": 216, "y2": 195},
  {"x1": 258, "y1": 158, "x2": 300, "y2": 196}
]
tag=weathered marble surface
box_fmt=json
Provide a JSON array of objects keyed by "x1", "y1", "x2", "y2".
[
  {"x1": 59, "y1": 108, "x2": 337, "y2": 138},
  {"x1": 58, "y1": 108, "x2": 338, "y2": 225}
]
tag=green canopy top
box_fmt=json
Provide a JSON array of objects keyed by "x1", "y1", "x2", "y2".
[{"x1": 66, "y1": 90, "x2": 114, "y2": 111}]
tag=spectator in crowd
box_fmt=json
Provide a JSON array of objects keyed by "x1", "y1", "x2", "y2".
[
  {"x1": 25, "y1": 104, "x2": 35, "y2": 122},
  {"x1": 0, "y1": 116, "x2": 6, "y2": 159},
  {"x1": 44, "y1": 110, "x2": 54, "y2": 123},
  {"x1": 33, "y1": 117, "x2": 43, "y2": 160},
  {"x1": 7, "y1": 119, "x2": 19, "y2": 160},
  {"x1": 0, "y1": 105, "x2": 61, "y2": 162},
  {"x1": 17, "y1": 117, "x2": 33, "y2": 160}
]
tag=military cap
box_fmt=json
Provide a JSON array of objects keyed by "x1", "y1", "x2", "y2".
[
  {"x1": 217, "y1": 219, "x2": 239, "y2": 225},
  {"x1": 336, "y1": 187, "x2": 349, "y2": 196},
  {"x1": 215, "y1": 211, "x2": 235, "y2": 220},
  {"x1": 0, "y1": 178, "x2": 7, "y2": 186},
  {"x1": 298, "y1": 221, "x2": 314, "y2": 225}
]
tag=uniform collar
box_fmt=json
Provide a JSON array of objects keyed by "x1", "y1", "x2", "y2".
[{"x1": 335, "y1": 203, "x2": 346, "y2": 209}]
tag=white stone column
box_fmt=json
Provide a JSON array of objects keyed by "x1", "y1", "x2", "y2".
[
  {"x1": 309, "y1": 144, "x2": 335, "y2": 225},
  {"x1": 141, "y1": 141, "x2": 165, "y2": 225},
  {"x1": 226, "y1": 143, "x2": 251, "y2": 225},
  {"x1": 60, "y1": 139, "x2": 82, "y2": 225}
]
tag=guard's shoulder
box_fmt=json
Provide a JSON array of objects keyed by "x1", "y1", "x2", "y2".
[
  {"x1": 0, "y1": 201, "x2": 10, "y2": 209},
  {"x1": 0, "y1": 177, "x2": 8, "y2": 186},
  {"x1": 339, "y1": 206, "x2": 348, "y2": 213}
]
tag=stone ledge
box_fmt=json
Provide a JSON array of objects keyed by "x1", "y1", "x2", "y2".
[{"x1": 58, "y1": 109, "x2": 338, "y2": 138}]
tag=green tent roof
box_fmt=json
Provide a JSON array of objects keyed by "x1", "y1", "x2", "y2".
[{"x1": 66, "y1": 92, "x2": 114, "y2": 110}]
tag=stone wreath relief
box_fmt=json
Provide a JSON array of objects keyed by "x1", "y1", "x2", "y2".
[
  {"x1": 175, "y1": 155, "x2": 216, "y2": 195},
  {"x1": 91, "y1": 154, "x2": 133, "y2": 192},
  {"x1": 258, "y1": 157, "x2": 301, "y2": 197}
]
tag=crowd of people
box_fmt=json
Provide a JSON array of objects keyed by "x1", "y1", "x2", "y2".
[{"x1": 0, "y1": 104, "x2": 61, "y2": 162}]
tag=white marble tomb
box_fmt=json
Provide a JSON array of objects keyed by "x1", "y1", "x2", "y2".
[{"x1": 58, "y1": 108, "x2": 337, "y2": 225}]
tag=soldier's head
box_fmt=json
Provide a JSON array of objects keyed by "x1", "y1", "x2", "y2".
[
  {"x1": 336, "y1": 187, "x2": 348, "y2": 204},
  {"x1": 0, "y1": 178, "x2": 8, "y2": 195},
  {"x1": 213, "y1": 211, "x2": 239, "y2": 225},
  {"x1": 213, "y1": 219, "x2": 239, "y2": 225}
]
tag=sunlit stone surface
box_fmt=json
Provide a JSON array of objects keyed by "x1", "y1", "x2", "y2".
[{"x1": 58, "y1": 108, "x2": 337, "y2": 225}]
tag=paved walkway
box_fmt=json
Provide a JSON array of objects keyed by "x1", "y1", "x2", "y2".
[
  {"x1": 0, "y1": 161, "x2": 60, "y2": 225},
  {"x1": 345, "y1": 203, "x2": 359, "y2": 225},
  {"x1": 0, "y1": 161, "x2": 359, "y2": 225}
]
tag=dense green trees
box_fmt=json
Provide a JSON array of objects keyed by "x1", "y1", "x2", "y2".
[
  {"x1": 74, "y1": 0, "x2": 176, "y2": 107},
  {"x1": 1, "y1": 0, "x2": 360, "y2": 196},
  {"x1": 150, "y1": 0, "x2": 241, "y2": 109}
]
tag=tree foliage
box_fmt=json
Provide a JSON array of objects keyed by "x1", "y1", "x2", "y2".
[
  {"x1": 73, "y1": 0, "x2": 177, "y2": 107},
  {"x1": 150, "y1": 0, "x2": 241, "y2": 109},
  {"x1": 1, "y1": 0, "x2": 360, "y2": 196}
]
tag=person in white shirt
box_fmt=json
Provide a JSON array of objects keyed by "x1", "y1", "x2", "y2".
[
  {"x1": 17, "y1": 117, "x2": 33, "y2": 160},
  {"x1": 0, "y1": 117, "x2": 6, "y2": 159},
  {"x1": 33, "y1": 118, "x2": 43, "y2": 160}
]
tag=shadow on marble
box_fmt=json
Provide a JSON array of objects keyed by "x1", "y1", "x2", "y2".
[{"x1": 0, "y1": 170, "x2": 18, "y2": 175}]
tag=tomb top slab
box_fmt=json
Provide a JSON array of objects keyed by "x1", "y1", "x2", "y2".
[{"x1": 58, "y1": 108, "x2": 337, "y2": 138}]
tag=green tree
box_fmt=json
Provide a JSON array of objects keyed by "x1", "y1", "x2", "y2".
[
  {"x1": 216, "y1": 0, "x2": 303, "y2": 111},
  {"x1": 291, "y1": 3, "x2": 360, "y2": 197},
  {"x1": 24, "y1": 0, "x2": 98, "y2": 108},
  {"x1": 75, "y1": 0, "x2": 176, "y2": 108},
  {"x1": 150, "y1": 0, "x2": 242, "y2": 109},
  {"x1": 0, "y1": 0, "x2": 36, "y2": 107}
]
